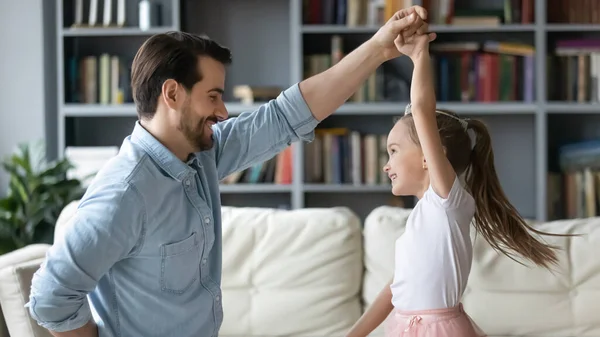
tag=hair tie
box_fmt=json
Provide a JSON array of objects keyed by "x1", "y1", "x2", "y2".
[{"x1": 404, "y1": 103, "x2": 468, "y2": 131}]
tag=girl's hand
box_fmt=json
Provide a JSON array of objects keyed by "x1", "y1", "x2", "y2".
[{"x1": 394, "y1": 24, "x2": 436, "y2": 61}]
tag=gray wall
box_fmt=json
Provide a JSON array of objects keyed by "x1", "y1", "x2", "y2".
[{"x1": 0, "y1": 1, "x2": 55, "y2": 196}]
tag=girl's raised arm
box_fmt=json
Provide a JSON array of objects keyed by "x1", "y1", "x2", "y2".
[{"x1": 402, "y1": 35, "x2": 456, "y2": 198}]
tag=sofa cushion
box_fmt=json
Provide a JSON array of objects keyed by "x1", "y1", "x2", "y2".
[
  {"x1": 362, "y1": 206, "x2": 412, "y2": 336},
  {"x1": 363, "y1": 205, "x2": 600, "y2": 337},
  {"x1": 464, "y1": 217, "x2": 600, "y2": 336},
  {"x1": 220, "y1": 206, "x2": 363, "y2": 337},
  {"x1": 0, "y1": 257, "x2": 52, "y2": 337}
]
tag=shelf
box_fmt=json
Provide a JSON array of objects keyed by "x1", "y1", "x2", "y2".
[
  {"x1": 336, "y1": 102, "x2": 537, "y2": 115},
  {"x1": 302, "y1": 24, "x2": 536, "y2": 34},
  {"x1": 62, "y1": 102, "x2": 267, "y2": 117},
  {"x1": 546, "y1": 102, "x2": 600, "y2": 114},
  {"x1": 219, "y1": 184, "x2": 292, "y2": 193},
  {"x1": 304, "y1": 184, "x2": 391, "y2": 193},
  {"x1": 61, "y1": 102, "x2": 536, "y2": 117},
  {"x1": 63, "y1": 104, "x2": 137, "y2": 117},
  {"x1": 61, "y1": 102, "x2": 537, "y2": 122},
  {"x1": 546, "y1": 24, "x2": 600, "y2": 32},
  {"x1": 226, "y1": 102, "x2": 268, "y2": 115},
  {"x1": 61, "y1": 26, "x2": 176, "y2": 37}
]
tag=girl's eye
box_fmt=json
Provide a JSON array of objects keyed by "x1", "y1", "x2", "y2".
[{"x1": 210, "y1": 96, "x2": 217, "y2": 102}]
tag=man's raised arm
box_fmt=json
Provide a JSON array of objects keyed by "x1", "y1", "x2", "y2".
[
  {"x1": 212, "y1": 6, "x2": 431, "y2": 179},
  {"x1": 299, "y1": 6, "x2": 431, "y2": 121}
]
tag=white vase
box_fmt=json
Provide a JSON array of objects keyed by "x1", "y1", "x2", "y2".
[{"x1": 139, "y1": 0, "x2": 151, "y2": 31}]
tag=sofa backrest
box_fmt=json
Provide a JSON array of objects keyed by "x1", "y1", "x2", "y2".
[
  {"x1": 219, "y1": 206, "x2": 364, "y2": 337},
  {"x1": 363, "y1": 205, "x2": 600, "y2": 336}
]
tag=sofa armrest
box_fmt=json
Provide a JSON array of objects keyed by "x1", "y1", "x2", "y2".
[
  {"x1": 0, "y1": 244, "x2": 50, "y2": 337},
  {"x1": 0, "y1": 256, "x2": 53, "y2": 337},
  {"x1": 0, "y1": 244, "x2": 51, "y2": 337}
]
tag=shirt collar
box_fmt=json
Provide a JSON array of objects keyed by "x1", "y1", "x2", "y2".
[{"x1": 130, "y1": 121, "x2": 193, "y2": 182}]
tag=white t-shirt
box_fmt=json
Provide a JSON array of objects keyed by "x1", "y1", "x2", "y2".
[{"x1": 390, "y1": 176, "x2": 476, "y2": 311}]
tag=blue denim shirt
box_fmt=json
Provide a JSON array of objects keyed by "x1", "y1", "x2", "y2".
[{"x1": 27, "y1": 84, "x2": 319, "y2": 337}]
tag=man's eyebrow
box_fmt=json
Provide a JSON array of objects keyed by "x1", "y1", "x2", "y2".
[{"x1": 208, "y1": 88, "x2": 224, "y2": 94}]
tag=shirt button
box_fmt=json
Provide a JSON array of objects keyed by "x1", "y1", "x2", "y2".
[
  {"x1": 185, "y1": 179, "x2": 191, "y2": 186},
  {"x1": 204, "y1": 217, "x2": 210, "y2": 224},
  {"x1": 216, "y1": 295, "x2": 220, "y2": 302},
  {"x1": 202, "y1": 258, "x2": 207, "y2": 264}
]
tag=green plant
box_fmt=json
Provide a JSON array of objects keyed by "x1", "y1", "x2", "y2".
[{"x1": 0, "y1": 141, "x2": 85, "y2": 254}]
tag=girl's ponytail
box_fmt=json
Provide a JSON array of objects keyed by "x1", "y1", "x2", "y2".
[{"x1": 465, "y1": 119, "x2": 560, "y2": 269}]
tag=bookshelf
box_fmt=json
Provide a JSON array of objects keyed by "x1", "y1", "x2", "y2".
[
  {"x1": 55, "y1": 0, "x2": 600, "y2": 222},
  {"x1": 56, "y1": 0, "x2": 180, "y2": 153}
]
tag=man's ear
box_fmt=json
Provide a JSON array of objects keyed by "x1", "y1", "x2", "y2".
[{"x1": 162, "y1": 79, "x2": 182, "y2": 110}]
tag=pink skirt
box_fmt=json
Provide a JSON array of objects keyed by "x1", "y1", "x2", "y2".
[{"x1": 385, "y1": 303, "x2": 486, "y2": 337}]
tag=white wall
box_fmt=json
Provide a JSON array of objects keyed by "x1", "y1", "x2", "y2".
[{"x1": 0, "y1": 1, "x2": 49, "y2": 195}]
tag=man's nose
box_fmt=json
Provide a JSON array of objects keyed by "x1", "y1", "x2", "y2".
[{"x1": 217, "y1": 103, "x2": 229, "y2": 121}]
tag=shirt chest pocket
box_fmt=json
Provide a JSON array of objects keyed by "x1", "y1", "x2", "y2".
[{"x1": 160, "y1": 232, "x2": 201, "y2": 294}]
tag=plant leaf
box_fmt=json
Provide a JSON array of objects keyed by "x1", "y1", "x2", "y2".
[
  {"x1": 3, "y1": 161, "x2": 29, "y2": 192},
  {"x1": 39, "y1": 159, "x2": 73, "y2": 178},
  {"x1": 10, "y1": 154, "x2": 31, "y2": 176},
  {"x1": 29, "y1": 140, "x2": 48, "y2": 173},
  {"x1": 8, "y1": 175, "x2": 29, "y2": 205},
  {"x1": 0, "y1": 197, "x2": 17, "y2": 212}
]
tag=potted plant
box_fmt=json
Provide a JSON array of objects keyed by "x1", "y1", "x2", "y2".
[{"x1": 0, "y1": 141, "x2": 85, "y2": 254}]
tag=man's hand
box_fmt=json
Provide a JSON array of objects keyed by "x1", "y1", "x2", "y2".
[
  {"x1": 370, "y1": 6, "x2": 435, "y2": 60},
  {"x1": 49, "y1": 320, "x2": 98, "y2": 337}
]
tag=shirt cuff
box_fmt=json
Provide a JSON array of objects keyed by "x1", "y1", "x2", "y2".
[
  {"x1": 277, "y1": 83, "x2": 320, "y2": 142},
  {"x1": 27, "y1": 297, "x2": 93, "y2": 333}
]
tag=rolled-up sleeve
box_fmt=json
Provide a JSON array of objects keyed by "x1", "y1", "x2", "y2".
[
  {"x1": 26, "y1": 182, "x2": 145, "y2": 332},
  {"x1": 213, "y1": 82, "x2": 320, "y2": 180}
]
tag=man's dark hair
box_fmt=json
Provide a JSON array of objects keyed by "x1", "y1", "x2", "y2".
[{"x1": 131, "y1": 31, "x2": 232, "y2": 119}]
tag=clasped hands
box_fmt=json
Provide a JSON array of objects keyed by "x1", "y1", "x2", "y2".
[{"x1": 371, "y1": 5, "x2": 437, "y2": 61}]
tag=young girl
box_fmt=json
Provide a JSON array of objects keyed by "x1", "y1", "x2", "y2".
[{"x1": 345, "y1": 26, "x2": 561, "y2": 337}]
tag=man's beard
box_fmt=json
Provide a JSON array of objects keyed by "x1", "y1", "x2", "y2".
[{"x1": 179, "y1": 105, "x2": 217, "y2": 152}]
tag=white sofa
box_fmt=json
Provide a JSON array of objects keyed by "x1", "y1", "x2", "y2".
[{"x1": 0, "y1": 203, "x2": 598, "y2": 337}]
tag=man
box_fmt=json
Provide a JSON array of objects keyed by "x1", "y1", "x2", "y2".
[{"x1": 27, "y1": 6, "x2": 433, "y2": 337}]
